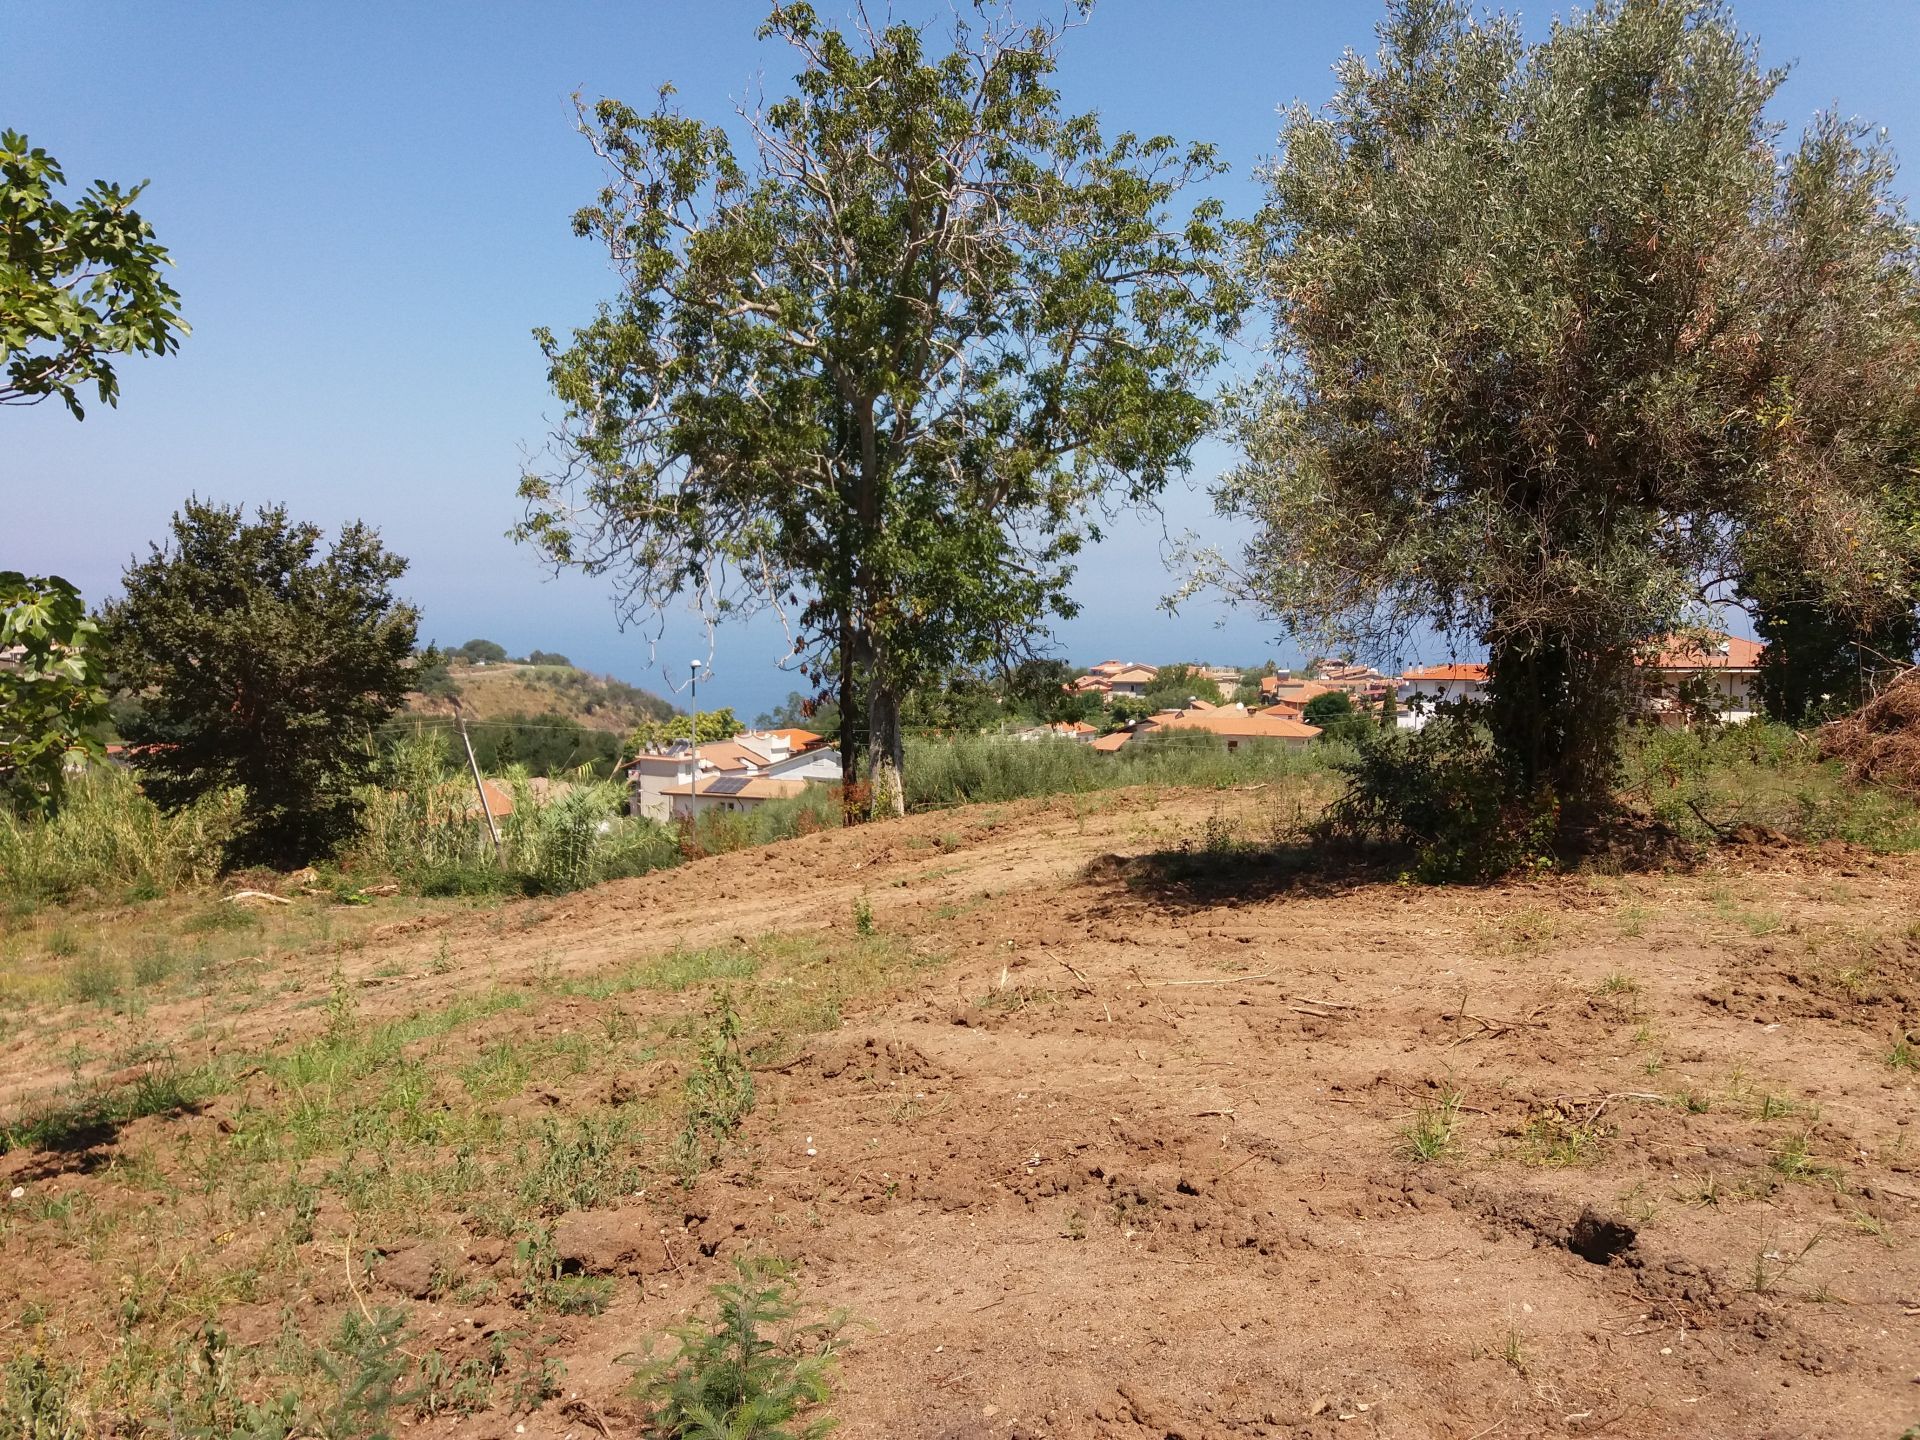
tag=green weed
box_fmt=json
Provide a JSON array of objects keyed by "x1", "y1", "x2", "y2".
[
  {"x1": 673, "y1": 996, "x2": 755, "y2": 1183},
  {"x1": 626, "y1": 1258, "x2": 845, "y2": 1440},
  {"x1": 64, "y1": 954, "x2": 123, "y2": 1005},
  {"x1": 1770, "y1": 1134, "x2": 1844, "y2": 1189},
  {"x1": 1518, "y1": 1110, "x2": 1609, "y2": 1167},
  {"x1": 1, "y1": 1065, "x2": 219, "y2": 1154},
  {"x1": 1398, "y1": 1090, "x2": 1463, "y2": 1164}
]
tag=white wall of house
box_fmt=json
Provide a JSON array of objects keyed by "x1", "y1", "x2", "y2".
[
  {"x1": 626, "y1": 755, "x2": 683, "y2": 822},
  {"x1": 1646, "y1": 668, "x2": 1758, "y2": 723},
  {"x1": 668, "y1": 790, "x2": 763, "y2": 820},
  {"x1": 765, "y1": 747, "x2": 843, "y2": 781},
  {"x1": 1395, "y1": 677, "x2": 1488, "y2": 730}
]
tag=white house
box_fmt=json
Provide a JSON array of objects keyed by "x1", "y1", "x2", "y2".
[
  {"x1": 762, "y1": 744, "x2": 844, "y2": 782},
  {"x1": 625, "y1": 733, "x2": 844, "y2": 821},
  {"x1": 661, "y1": 774, "x2": 810, "y2": 819},
  {"x1": 1395, "y1": 664, "x2": 1490, "y2": 729},
  {"x1": 1102, "y1": 666, "x2": 1158, "y2": 699},
  {"x1": 624, "y1": 728, "x2": 837, "y2": 820},
  {"x1": 1641, "y1": 632, "x2": 1763, "y2": 723}
]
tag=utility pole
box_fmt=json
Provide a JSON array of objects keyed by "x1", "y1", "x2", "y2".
[
  {"x1": 454, "y1": 698, "x2": 502, "y2": 861},
  {"x1": 686, "y1": 659, "x2": 702, "y2": 821}
]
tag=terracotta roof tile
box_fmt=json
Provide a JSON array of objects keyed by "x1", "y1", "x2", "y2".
[{"x1": 1139, "y1": 709, "x2": 1321, "y2": 740}]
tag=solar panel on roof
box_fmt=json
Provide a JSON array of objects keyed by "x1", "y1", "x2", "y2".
[{"x1": 704, "y1": 776, "x2": 750, "y2": 796}]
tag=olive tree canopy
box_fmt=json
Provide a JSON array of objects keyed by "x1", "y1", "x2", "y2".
[{"x1": 1208, "y1": 0, "x2": 1920, "y2": 824}]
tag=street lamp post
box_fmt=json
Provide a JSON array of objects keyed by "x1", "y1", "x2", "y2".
[{"x1": 687, "y1": 660, "x2": 702, "y2": 819}]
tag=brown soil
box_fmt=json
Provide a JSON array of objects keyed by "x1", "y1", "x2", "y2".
[{"x1": 6, "y1": 787, "x2": 1920, "y2": 1438}]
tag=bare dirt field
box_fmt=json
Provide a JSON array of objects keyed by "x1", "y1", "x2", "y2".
[{"x1": 5, "y1": 785, "x2": 1920, "y2": 1438}]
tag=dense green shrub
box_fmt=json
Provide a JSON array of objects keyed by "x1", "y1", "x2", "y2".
[
  {"x1": 1623, "y1": 721, "x2": 1920, "y2": 852},
  {"x1": 1322, "y1": 714, "x2": 1556, "y2": 882}
]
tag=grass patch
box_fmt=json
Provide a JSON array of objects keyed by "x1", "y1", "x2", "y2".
[
  {"x1": 1399, "y1": 1090, "x2": 1464, "y2": 1163},
  {"x1": 1624, "y1": 723, "x2": 1920, "y2": 854},
  {"x1": 1770, "y1": 1133, "x2": 1845, "y2": 1189},
  {"x1": 130, "y1": 945, "x2": 177, "y2": 988},
  {"x1": 182, "y1": 904, "x2": 262, "y2": 935},
  {"x1": 1517, "y1": 1109, "x2": 1610, "y2": 1167},
  {"x1": 1481, "y1": 905, "x2": 1567, "y2": 955},
  {"x1": 672, "y1": 996, "x2": 755, "y2": 1183},
  {"x1": 629, "y1": 945, "x2": 760, "y2": 994},
  {"x1": 0, "y1": 914, "x2": 929, "y2": 1433},
  {"x1": 63, "y1": 953, "x2": 124, "y2": 1005}
]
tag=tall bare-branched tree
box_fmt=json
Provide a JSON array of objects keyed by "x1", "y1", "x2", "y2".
[
  {"x1": 1207, "y1": 0, "x2": 1920, "y2": 827},
  {"x1": 517, "y1": 1, "x2": 1240, "y2": 816}
]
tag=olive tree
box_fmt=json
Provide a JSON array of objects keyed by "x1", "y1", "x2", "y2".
[
  {"x1": 1209, "y1": 0, "x2": 1918, "y2": 829},
  {"x1": 517, "y1": 1, "x2": 1240, "y2": 815}
]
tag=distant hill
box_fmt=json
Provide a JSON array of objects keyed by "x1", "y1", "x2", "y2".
[{"x1": 406, "y1": 661, "x2": 676, "y2": 734}]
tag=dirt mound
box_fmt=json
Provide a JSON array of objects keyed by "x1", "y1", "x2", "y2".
[{"x1": 1820, "y1": 665, "x2": 1920, "y2": 793}]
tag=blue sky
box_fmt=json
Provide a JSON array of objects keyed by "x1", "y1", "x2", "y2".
[{"x1": 6, "y1": 1, "x2": 1917, "y2": 718}]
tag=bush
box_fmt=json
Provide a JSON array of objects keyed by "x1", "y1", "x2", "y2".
[
  {"x1": 1624, "y1": 719, "x2": 1920, "y2": 851},
  {"x1": 352, "y1": 732, "x2": 678, "y2": 894},
  {"x1": 682, "y1": 784, "x2": 842, "y2": 858},
  {"x1": 1322, "y1": 714, "x2": 1556, "y2": 882}
]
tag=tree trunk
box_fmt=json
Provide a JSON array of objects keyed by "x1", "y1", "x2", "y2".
[
  {"x1": 866, "y1": 680, "x2": 906, "y2": 818},
  {"x1": 1485, "y1": 630, "x2": 1631, "y2": 833},
  {"x1": 838, "y1": 610, "x2": 862, "y2": 826}
]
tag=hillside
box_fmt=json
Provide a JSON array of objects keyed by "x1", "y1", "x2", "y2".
[
  {"x1": 4, "y1": 786, "x2": 1920, "y2": 1434},
  {"x1": 405, "y1": 660, "x2": 675, "y2": 733}
]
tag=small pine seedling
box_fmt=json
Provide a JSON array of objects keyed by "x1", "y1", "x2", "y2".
[{"x1": 628, "y1": 1258, "x2": 847, "y2": 1439}]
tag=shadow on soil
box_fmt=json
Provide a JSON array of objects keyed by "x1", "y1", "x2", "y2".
[
  {"x1": 1, "y1": 1071, "x2": 210, "y2": 1164},
  {"x1": 1083, "y1": 838, "x2": 1413, "y2": 911},
  {"x1": 1090, "y1": 811, "x2": 1739, "y2": 913}
]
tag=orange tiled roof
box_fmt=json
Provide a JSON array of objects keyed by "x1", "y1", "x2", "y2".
[
  {"x1": 1139, "y1": 709, "x2": 1321, "y2": 740},
  {"x1": 1089, "y1": 731, "x2": 1133, "y2": 752},
  {"x1": 1268, "y1": 679, "x2": 1335, "y2": 701},
  {"x1": 1646, "y1": 632, "x2": 1763, "y2": 671},
  {"x1": 1400, "y1": 663, "x2": 1489, "y2": 683},
  {"x1": 763, "y1": 727, "x2": 825, "y2": 751}
]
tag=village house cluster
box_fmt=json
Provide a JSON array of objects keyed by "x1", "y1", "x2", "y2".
[
  {"x1": 1394, "y1": 632, "x2": 1763, "y2": 729},
  {"x1": 623, "y1": 726, "x2": 841, "y2": 820},
  {"x1": 616, "y1": 632, "x2": 1766, "y2": 815}
]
